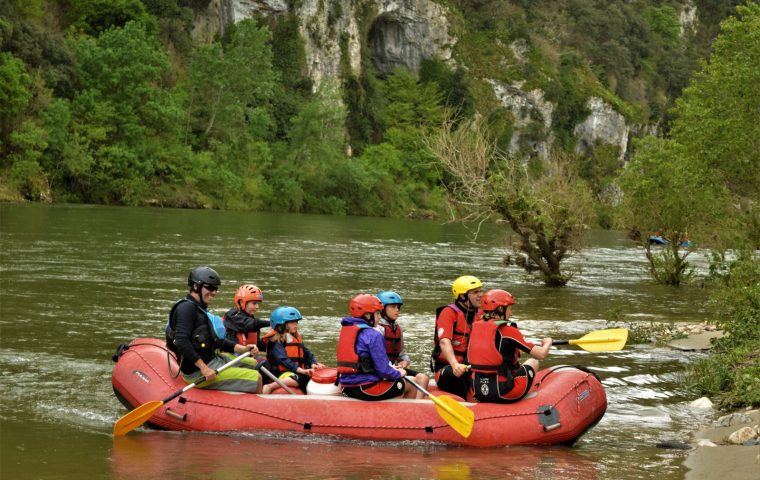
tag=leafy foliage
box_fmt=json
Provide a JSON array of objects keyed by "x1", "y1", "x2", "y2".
[
  {"x1": 688, "y1": 253, "x2": 760, "y2": 408},
  {"x1": 621, "y1": 4, "x2": 760, "y2": 283}
]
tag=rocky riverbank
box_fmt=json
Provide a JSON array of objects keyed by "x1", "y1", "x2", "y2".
[
  {"x1": 653, "y1": 326, "x2": 760, "y2": 478},
  {"x1": 683, "y1": 405, "x2": 760, "y2": 479}
]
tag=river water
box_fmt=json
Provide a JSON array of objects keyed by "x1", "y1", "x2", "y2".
[{"x1": 0, "y1": 203, "x2": 715, "y2": 479}]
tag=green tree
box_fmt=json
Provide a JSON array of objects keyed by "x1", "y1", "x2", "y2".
[
  {"x1": 621, "y1": 3, "x2": 760, "y2": 284},
  {"x1": 0, "y1": 52, "x2": 31, "y2": 142},
  {"x1": 271, "y1": 81, "x2": 349, "y2": 214},
  {"x1": 68, "y1": 0, "x2": 156, "y2": 36},
  {"x1": 688, "y1": 253, "x2": 760, "y2": 408},
  {"x1": 185, "y1": 18, "x2": 276, "y2": 148},
  {"x1": 62, "y1": 20, "x2": 183, "y2": 204},
  {"x1": 669, "y1": 2, "x2": 760, "y2": 202},
  {"x1": 620, "y1": 137, "x2": 727, "y2": 284}
]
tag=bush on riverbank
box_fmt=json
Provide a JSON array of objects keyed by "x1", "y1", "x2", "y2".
[{"x1": 687, "y1": 253, "x2": 760, "y2": 409}]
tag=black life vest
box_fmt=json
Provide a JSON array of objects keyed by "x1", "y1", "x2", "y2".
[{"x1": 165, "y1": 298, "x2": 225, "y2": 354}]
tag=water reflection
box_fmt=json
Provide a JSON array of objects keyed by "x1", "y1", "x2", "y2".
[{"x1": 110, "y1": 433, "x2": 600, "y2": 480}]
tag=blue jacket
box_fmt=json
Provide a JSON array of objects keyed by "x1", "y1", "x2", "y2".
[{"x1": 338, "y1": 317, "x2": 401, "y2": 386}]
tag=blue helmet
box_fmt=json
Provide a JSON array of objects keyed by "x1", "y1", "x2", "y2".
[
  {"x1": 377, "y1": 291, "x2": 404, "y2": 307},
  {"x1": 270, "y1": 306, "x2": 302, "y2": 329}
]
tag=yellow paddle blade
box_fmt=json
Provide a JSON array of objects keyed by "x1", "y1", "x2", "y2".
[
  {"x1": 429, "y1": 393, "x2": 474, "y2": 438},
  {"x1": 569, "y1": 328, "x2": 628, "y2": 352},
  {"x1": 113, "y1": 400, "x2": 164, "y2": 437}
]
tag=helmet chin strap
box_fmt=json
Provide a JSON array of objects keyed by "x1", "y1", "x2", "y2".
[{"x1": 191, "y1": 283, "x2": 206, "y2": 305}]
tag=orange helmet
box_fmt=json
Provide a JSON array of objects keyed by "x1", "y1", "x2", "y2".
[
  {"x1": 234, "y1": 284, "x2": 263, "y2": 310},
  {"x1": 349, "y1": 294, "x2": 383, "y2": 318},
  {"x1": 481, "y1": 289, "x2": 516, "y2": 312}
]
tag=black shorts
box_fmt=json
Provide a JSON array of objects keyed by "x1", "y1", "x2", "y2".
[
  {"x1": 342, "y1": 380, "x2": 405, "y2": 401},
  {"x1": 434, "y1": 365, "x2": 469, "y2": 399},
  {"x1": 471, "y1": 365, "x2": 535, "y2": 403}
]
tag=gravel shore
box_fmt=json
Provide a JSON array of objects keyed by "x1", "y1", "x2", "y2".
[{"x1": 683, "y1": 409, "x2": 760, "y2": 479}]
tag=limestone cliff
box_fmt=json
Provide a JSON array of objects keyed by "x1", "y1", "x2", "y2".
[{"x1": 188, "y1": 0, "x2": 687, "y2": 160}]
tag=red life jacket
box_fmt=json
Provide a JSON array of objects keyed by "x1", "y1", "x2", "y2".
[
  {"x1": 262, "y1": 330, "x2": 306, "y2": 373},
  {"x1": 433, "y1": 303, "x2": 471, "y2": 366},
  {"x1": 336, "y1": 323, "x2": 375, "y2": 375},
  {"x1": 468, "y1": 320, "x2": 517, "y2": 376},
  {"x1": 235, "y1": 331, "x2": 258, "y2": 346},
  {"x1": 381, "y1": 322, "x2": 403, "y2": 363}
]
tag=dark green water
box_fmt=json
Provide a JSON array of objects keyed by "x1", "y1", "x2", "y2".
[{"x1": 1, "y1": 203, "x2": 714, "y2": 479}]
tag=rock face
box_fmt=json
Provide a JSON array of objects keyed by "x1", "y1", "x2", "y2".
[
  {"x1": 573, "y1": 97, "x2": 630, "y2": 160},
  {"x1": 191, "y1": 1, "x2": 636, "y2": 159},
  {"x1": 680, "y1": 1, "x2": 698, "y2": 36},
  {"x1": 192, "y1": 0, "x2": 454, "y2": 85},
  {"x1": 488, "y1": 80, "x2": 554, "y2": 160},
  {"x1": 368, "y1": 0, "x2": 453, "y2": 76}
]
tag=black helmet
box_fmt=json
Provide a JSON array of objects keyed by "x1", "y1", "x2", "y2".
[{"x1": 187, "y1": 266, "x2": 221, "y2": 288}]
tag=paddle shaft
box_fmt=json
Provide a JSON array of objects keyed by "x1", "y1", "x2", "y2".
[
  {"x1": 405, "y1": 376, "x2": 456, "y2": 417},
  {"x1": 259, "y1": 365, "x2": 297, "y2": 395},
  {"x1": 180, "y1": 350, "x2": 252, "y2": 393},
  {"x1": 554, "y1": 338, "x2": 617, "y2": 345}
]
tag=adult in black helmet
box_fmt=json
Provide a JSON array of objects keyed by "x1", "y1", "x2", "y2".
[{"x1": 166, "y1": 266, "x2": 260, "y2": 392}]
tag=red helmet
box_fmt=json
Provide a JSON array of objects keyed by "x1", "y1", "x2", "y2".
[
  {"x1": 349, "y1": 294, "x2": 383, "y2": 318},
  {"x1": 481, "y1": 289, "x2": 516, "y2": 312},
  {"x1": 234, "y1": 284, "x2": 263, "y2": 310}
]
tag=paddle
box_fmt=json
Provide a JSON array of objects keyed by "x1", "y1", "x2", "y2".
[
  {"x1": 405, "y1": 376, "x2": 474, "y2": 438},
  {"x1": 259, "y1": 365, "x2": 297, "y2": 395},
  {"x1": 552, "y1": 328, "x2": 628, "y2": 352},
  {"x1": 113, "y1": 351, "x2": 252, "y2": 436}
]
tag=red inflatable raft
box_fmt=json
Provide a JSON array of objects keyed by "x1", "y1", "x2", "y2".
[{"x1": 112, "y1": 338, "x2": 607, "y2": 447}]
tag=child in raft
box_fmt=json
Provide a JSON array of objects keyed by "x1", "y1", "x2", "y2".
[
  {"x1": 260, "y1": 306, "x2": 325, "y2": 394},
  {"x1": 223, "y1": 284, "x2": 270, "y2": 363},
  {"x1": 375, "y1": 291, "x2": 429, "y2": 399}
]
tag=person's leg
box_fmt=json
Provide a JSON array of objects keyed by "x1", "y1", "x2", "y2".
[
  {"x1": 345, "y1": 380, "x2": 405, "y2": 401},
  {"x1": 434, "y1": 365, "x2": 468, "y2": 399},
  {"x1": 403, "y1": 368, "x2": 430, "y2": 399},
  {"x1": 524, "y1": 358, "x2": 539, "y2": 371},
  {"x1": 184, "y1": 356, "x2": 260, "y2": 393},
  {"x1": 497, "y1": 365, "x2": 535, "y2": 403},
  {"x1": 218, "y1": 351, "x2": 258, "y2": 370}
]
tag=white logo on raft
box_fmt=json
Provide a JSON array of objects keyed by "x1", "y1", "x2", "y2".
[
  {"x1": 132, "y1": 370, "x2": 150, "y2": 384},
  {"x1": 577, "y1": 389, "x2": 590, "y2": 402}
]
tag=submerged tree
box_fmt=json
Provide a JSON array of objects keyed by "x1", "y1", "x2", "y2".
[{"x1": 426, "y1": 117, "x2": 593, "y2": 286}]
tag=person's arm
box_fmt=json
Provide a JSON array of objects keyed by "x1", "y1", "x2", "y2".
[
  {"x1": 436, "y1": 308, "x2": 469, "y2": 376},
  {"x1": 172, "y1": 302, "x2": 202, "y2": 365},
  {"x1": 303, "y1": 345, "x2": 325, "y2": 369},
  {"x1": 364, "y1": 331, "x2": 402, "y2": 380},
  {"x1": 271, "y1": 342, "x2": 303, "y2": 373},
  {"x1": 530, "y1": 338, "x2": 552, "y2": 360}
]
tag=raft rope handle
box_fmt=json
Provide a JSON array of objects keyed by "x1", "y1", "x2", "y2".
[
  {"x1": 474, "y1": 371, "x2": 597, "y2": 422},
  {"x1": 183, "y1": 397, "x2": 455, "y2": 431},
  {"x1": 133, "y1": 346, "x2": 184, "y2": 391}
]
